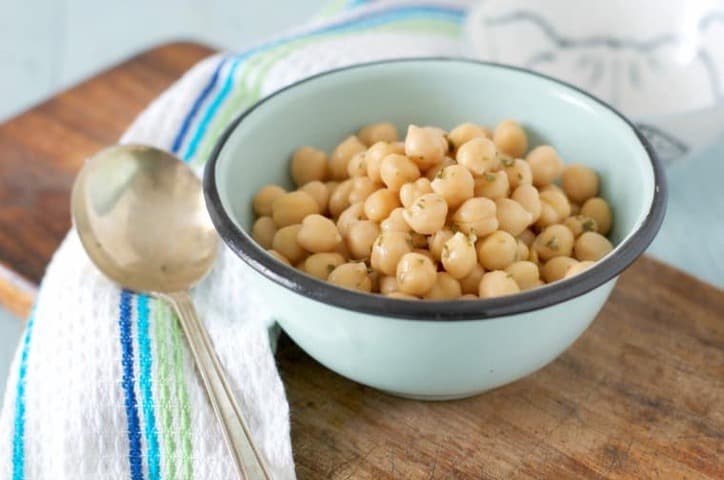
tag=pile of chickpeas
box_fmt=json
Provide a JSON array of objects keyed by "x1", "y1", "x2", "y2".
[{"x1": 251, "y1": 120, "x2": 614, "y2": 300}]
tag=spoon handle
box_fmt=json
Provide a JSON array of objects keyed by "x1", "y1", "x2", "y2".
[{"x1": 160, "y1": 291, "x2": 273, "y2": 480}]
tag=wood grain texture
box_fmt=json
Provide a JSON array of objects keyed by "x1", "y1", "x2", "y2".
[
  {"x1": 0, "y1": 42, "x2": 722, "y2": 479},
  {"x1": 0, "y1": 41, "x2": 214, "y2": 317},
  {"x1": 279, "y1": 257, "x2": 724, "y2": 479},
  {"x1": 0, "y1": 262, "x2": 36, "y2": 319}
]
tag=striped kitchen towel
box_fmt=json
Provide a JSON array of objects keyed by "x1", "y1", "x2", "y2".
[{"x1": 0, "y1": 1, "x2": 473, "y2": 479}]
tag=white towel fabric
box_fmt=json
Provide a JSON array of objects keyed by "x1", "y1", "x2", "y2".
[{"x1": 0, "y1": 2, "x2": 471, "y2": 479}]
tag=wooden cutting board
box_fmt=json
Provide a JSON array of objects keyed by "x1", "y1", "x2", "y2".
[{"x1": 0, "y1": 42, "x2": 722, "y2": 479}]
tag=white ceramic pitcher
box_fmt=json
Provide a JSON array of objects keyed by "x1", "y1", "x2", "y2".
[{"x1": 465, "y1": 0, "x2": 724, "y2": 164}]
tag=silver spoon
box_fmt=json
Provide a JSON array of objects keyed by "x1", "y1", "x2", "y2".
[{"x1": 71, "y1": 144, "x2": 272, "y2": 480}]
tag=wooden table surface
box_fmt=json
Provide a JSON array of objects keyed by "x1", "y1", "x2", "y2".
[{"x1": 0, "y1": 42, "x2": 722, "y2": 479}]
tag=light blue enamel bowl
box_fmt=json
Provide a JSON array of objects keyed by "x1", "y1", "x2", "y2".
[{"x1": 205, "y1": 58, "x2": 666, "y2": 400}]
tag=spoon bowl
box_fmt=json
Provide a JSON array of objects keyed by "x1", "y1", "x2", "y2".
[{"x1": 71, "y1": 144, "x2": 217, "y2": 293}]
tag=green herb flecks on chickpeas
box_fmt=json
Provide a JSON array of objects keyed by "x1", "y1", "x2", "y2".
[{"x1": 250, "y1": 120, "x2": 614, "y2": 299}]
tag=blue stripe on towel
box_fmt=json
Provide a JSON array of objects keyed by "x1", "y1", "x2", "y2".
[
  {"x1": 170, "y1": 57, "x2": 227, "y2": 155},
  {"x1": 136, "y1": 294, "x2": 160, "y2": 480},
  {"x1": 119, "y1": 290, "x2": 144, "y2": 480},
  {"x1": 181, "y1": 57, "x2": 244, "y2": 162},
  {"x1": 12, "y1": 311, "x2": 36, "y2": 480}
]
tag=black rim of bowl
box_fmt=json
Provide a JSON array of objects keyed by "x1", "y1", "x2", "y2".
[{"x1": 204, "y1": 57, "x2": 667, "y2": 321}]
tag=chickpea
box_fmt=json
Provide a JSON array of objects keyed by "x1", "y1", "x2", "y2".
[
  {"x1": 386, "y1": 292, "x2": 417, "y2": 299},
  {"x1": 365, "y1": 142, "x2": 395, "y2": 183},
  {"x1": 574, "y1": 232, "x2": 613, "y2": 261},
  {"x1": 562, "y1": 164, "x2": 599, "y2": 203},
  {"x1": 380, "y1": 207, "x2": 411, "y2": 233},
  {"x1": 581, "y1": 197, "x2": 613, "y2": 235},
  {"x1": 448, "y1": 122, "x2": 491, "y2": 150},
  {"x1": 425, "y1": 126, "x2": 449, "y2": 142},
  {"x1": 563, "y1": 215, "x2": 598, "y2": 237},
  {"x1": 379, "y1": 275, "x2": 399, "y2": 294},
  {"x1": 535, "y1": 203, "x2": 558, "y2": 229},
  {"x1": 477, "y1": 231, "x2": 517, "y2": 270},
  {"x1": 534, "y1": 224, "x2": 574, "y2": 261},
  {"x1": 425, "y1": 157, "x2": 456, "y2": 181},
  {"x1": 380, "y1": 154, "x2": 421, "y2": 191},
  {"x1": 493, "y1": 119, "x2": 528, "y2": 158},
  {"x1": 428, "y1": 228, "x2": 455, "y2": 261},
  {"x1": 511, "y1": 184, "x2": 541, "y2": 222},
  {"x1": 441, "y1": 232, "x2": 478, "y2": 279},
  {"x1": 505, "y1": 261, "x2": 540, "y2": 290},
  {"x1": 337, "y1": 202, "x2": 366, "y2": 237},
  {"x1": 403, "y1": 193, "x2": 448, "y2": 235},
  {"x1": 253, "y1": 184, "x2": 286, "y2": 217},
  {"x1": 328, "y1": 179, "x2": 353, "y2": 218},
  {"x1": 348, "y1": 176, "x2": 378, "y2": 204},
  {"x1": 296, "y1": 214, "x2": 342, "y2": 253},
  {"x1": 456, "y1": 137, "x2": 500, "y2": 175},
  {"x1": 539, "y1": 189, "x2": 571, "y2": 219},
  {"x1": 431, "y1": 165, "x2": 475, "y2": 208},
  {"x1": 424, "y1": 272, "x2": 462, "y2": 300},
  {"x1": 399, "y1": 178, "x2": 433, "y2": 208},
  {"x1": 459, "y1": 263, "x2": 485, "y2": 295},
  {"x1": 515, "y1": 239, "x2": 530, "y2": 262},
  {"x1": 251, "y1": 216, "x2": 277, "y2": 249},
  {"x1": 452, "y1": 197, "x2": 498, "y2": 237},
  {"x1": 396, "y1": 253, "x2": 437, "y2": 296},
  {"x1": 291, "y1": 146, "x2": 328, "y2": 186},
  {"x1": 495, "y1": 198, "x2": 533, "y2": 236},
  {"x1": 358, "y1": 122, "x2": 399, "y2": 146},
  {"x1": 526, "y1": 145, "x2": 564, "y2": 186},
  {"x1": 299, "y1": 181, "x2": 330, "y2": 214},
  {"x1": 518, "y1": 228, "x2": 536, "y2": 247},
  {"x1": 502, "y1": 158, "x2": 533, "y2": 189},
  {"x1": 541, "y1": 256, "x2": 578, "y2": 283},
  {"x1": 346, "y1": 151, "x2": 367, "y2": 178},
  {"x1": 272, "y1": 224, "x2": 308, "y2": 264},
  {"x1": 267, "y1": 249, "x2": 291, "y2": 265},
  {"x1": 303, "y1": 253, "x2": 346, "y2": 280},
  {"x1": 405, "y1": 124, "x2": 446, "y2": 170},
  {"x1": 329, "y1": 135, "x2": 366, "y2": 180},
  {"x1": 479, "y1": 270, "x2": 520, "y2": 298},
  {"x1": 346, "y1": 220, "x2": 381, "y2": 259},
  {"x1": 536, "y1": 189, "x2": 571, "y2": 228},
  {"x1": 474, "y1": 170, "x2": 510, "y2": 200},
  {"x1": 371, "y1": 231, "x2": 413, "y2": 275},
  {"x1": 564, "y1": 260, "x2": 596, "y2": 278},
  {"x1": 271, "y1": 190, "x2": 320, "y2": 227},
  {"x1": 328, "y1": 262, "x2": 372, "y2": 292},
  {"x1": 364, "y1": 188, "x2": 401, "y2": 222}
]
